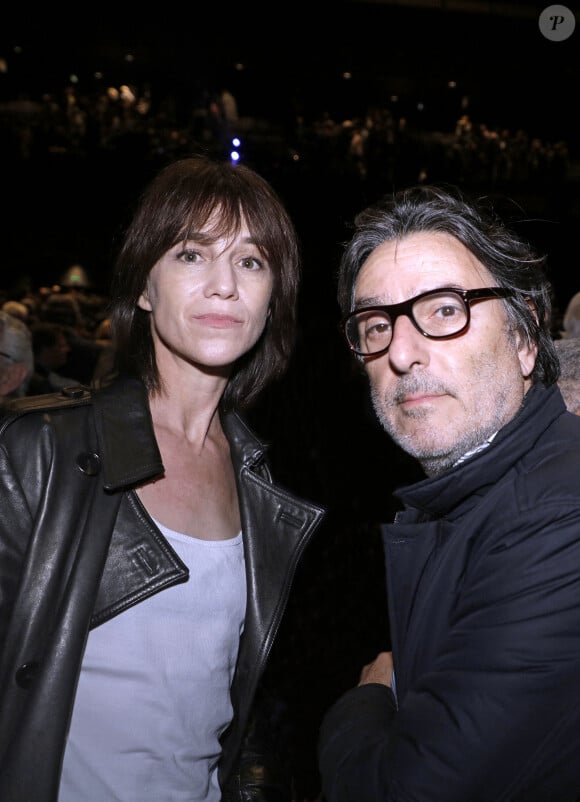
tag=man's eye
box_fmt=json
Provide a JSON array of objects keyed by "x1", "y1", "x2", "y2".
[
  {"x1": 435, "y1": 303, "x2": 461, "y2": 318},
  {"x1": 365, "y1": 318, "x2": 391, "y2": 338}
]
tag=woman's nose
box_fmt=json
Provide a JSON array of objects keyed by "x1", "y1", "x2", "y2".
[{"x1": 204, "y1": 260, "x2": 238, "y2": 298}]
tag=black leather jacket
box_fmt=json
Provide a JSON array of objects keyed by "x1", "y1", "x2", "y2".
[{"x1": 0, "y1": 375, "x2": 325, "y2": 802}]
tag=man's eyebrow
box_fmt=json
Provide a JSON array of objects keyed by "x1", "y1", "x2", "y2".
[
  {"x1": 354, "y1": 284, "x2": 468, "y2": 308},
  {"x1": 354, "y1": 295, "x2": 387, "y2": 307}
]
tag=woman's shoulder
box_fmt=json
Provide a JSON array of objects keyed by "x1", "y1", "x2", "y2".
[
  {"x1": 0, "y1": 386, "x2": 93, "y2": 453},
  {"x1": 0, "y1": 374, "x2": 146, "y2": 433},
  {"x1": 1, "y1": 385, "x2": 92, "y2": 426}
]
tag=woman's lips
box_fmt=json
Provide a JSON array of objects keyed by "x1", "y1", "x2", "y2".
[{"x1": 194, "y1": 314, "x2": 241, "y2": 328}]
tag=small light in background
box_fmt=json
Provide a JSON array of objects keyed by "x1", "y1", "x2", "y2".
[{"x1": 230, "y1": 137, "x2": 242, "y2": 162}]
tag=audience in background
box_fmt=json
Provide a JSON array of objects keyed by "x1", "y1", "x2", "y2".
[
  {"x1": 27, "y1": 321, "x2": 76, "y2": 395},
  {"x1": 555, "y1": 337, "x2": 580, "y2": 415},
  {"x1": 0, "y1": 281, "x2": 114, "y2": 394},
  {"x1": 1, "y1": 300, "x2": 30, "y2": 325},
  {"x1": 559, "y1": 291, "x2": 580, "y2": 339},
  {"x1": 0, "y1": 73, "x2": 573, "y2": 196},
  {"x1": 0, "y1": 311, "x2": 34, "y2": 401}
]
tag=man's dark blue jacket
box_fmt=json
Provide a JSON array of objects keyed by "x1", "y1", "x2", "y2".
[{"x1": 320, "y1": 382, "x2": 580, "y2": 802}]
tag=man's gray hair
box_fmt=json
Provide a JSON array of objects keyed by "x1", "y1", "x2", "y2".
[{"x1": 0, "y1": 310, "x2": 34, "y2": 395}]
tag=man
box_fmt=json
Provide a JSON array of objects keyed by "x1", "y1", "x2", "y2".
[
  {"x1": 559, "y1": 290, "x2": 580, "y2": 339},
  {"x1": 555, "y1": 337, "x2": 580, "y2": 414},
  {"x1": 27, "y1": 320, "x2": 76, "y2": 394},
  {"x1": 318, "y1": 185, "x2": 580, "y2": 801},
  {"x1": 0, "y1": 310, "x2": 33, "y2": 401}
]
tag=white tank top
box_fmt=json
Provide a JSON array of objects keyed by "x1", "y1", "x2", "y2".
[{"x1": 58, "y1": 521, "x2": 246, "y2": 802}]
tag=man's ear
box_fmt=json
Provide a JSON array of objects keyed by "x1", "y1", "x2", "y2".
[
  {"x1": 516, "y1": 333, "x2": 538, "y2": 379},
  {"x1": 517, "y1": 299, "x2": 540, "y2": 379}
]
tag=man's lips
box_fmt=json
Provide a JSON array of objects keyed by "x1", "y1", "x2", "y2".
[{"x1": 399, "y1": 392, "x2": 446, "y2": 406}]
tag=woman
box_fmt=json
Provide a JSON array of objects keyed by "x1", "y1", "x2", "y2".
[{"x1": 0, "y1": 155, "x2": 325, "y2": 801}]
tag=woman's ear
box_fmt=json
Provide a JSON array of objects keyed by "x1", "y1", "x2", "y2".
[{"x1": 137, "y1": 290, "x2": 152, "y2": 312}]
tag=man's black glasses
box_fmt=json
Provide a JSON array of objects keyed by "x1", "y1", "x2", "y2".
[{"x1": 342, "y1": 287, "x2": 515, "y2": 357}]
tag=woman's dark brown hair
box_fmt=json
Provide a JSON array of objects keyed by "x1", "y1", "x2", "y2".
[{"x1": 109, "y1": 155, "x2": 301, "y2": 409}]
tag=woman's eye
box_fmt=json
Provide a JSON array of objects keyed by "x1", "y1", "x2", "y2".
[
  {"x1": 176, "y1": 249, "x2": 202, "y2": 264},
  {"x1": 239, "y1": 256, "x2": 263, "y2": 270}
]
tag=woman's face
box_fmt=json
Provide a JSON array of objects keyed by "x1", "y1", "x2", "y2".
[{"x1": 138, "y1": 216, "x2": 273, "y2": 376}]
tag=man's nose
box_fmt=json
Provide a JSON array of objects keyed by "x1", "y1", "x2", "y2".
[{"x1": 386, "y1": 313, "x2": 429, "y2": 370}]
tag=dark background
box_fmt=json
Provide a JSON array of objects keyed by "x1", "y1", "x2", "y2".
[
  {"x1": 2, "y1": 0, "x2": 579, "y2": 297},
  {"x1": 1, "y1": 3, "x2": 579, "y2": 798}
]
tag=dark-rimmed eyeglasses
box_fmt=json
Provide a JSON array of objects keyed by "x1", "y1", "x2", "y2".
[{"x1": 342, "y1": 287, "x2": 515, "y2": 357}]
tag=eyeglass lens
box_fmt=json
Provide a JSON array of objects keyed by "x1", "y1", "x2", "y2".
[{"x1": 347, "y1": 290, "x2": 470, "y2": 355}]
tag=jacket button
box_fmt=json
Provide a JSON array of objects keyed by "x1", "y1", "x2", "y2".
[
  {"x1": 77, "y1": 452, "x2": 101, "y2": 475},
  {"x1": 15, "y1": 661, "x2": 39, "y2": 688},
  {"x1": 61, "y1": 385, "x2": 86, "y2": 399}
]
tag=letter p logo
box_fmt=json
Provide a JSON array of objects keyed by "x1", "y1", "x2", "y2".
[{"x1": 539, "y1": 5, "x2": 576, "y2": 40}]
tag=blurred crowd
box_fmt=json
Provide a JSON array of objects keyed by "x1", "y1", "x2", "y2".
[
  {"x1": 0, "y1": 78, "x2": 575, "y2": 196},
  {"x1": 0, "y1": 267, "x2": 113, "y2": 395}
]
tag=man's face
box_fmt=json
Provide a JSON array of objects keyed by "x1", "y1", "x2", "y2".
[
  {"x1": 354, "y1": 231, "x2": 537, "y2": 476},
  {"x1": 44, "y1": 333, "x2": 70, "y2": 370}
]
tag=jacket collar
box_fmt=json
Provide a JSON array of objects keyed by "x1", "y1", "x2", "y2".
[
  {"x1": 221, "y1": 407, "x2": 269, "y2": 472},
  {"x1": 394, "y1": 383, "x2": 566, "y2": 520},
  {"x1": 93, "y1": 376, "x2": 268, "y2": 491},
  {"x1": 93, "y1": 375, "x2": 163, "y2": 491}
]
